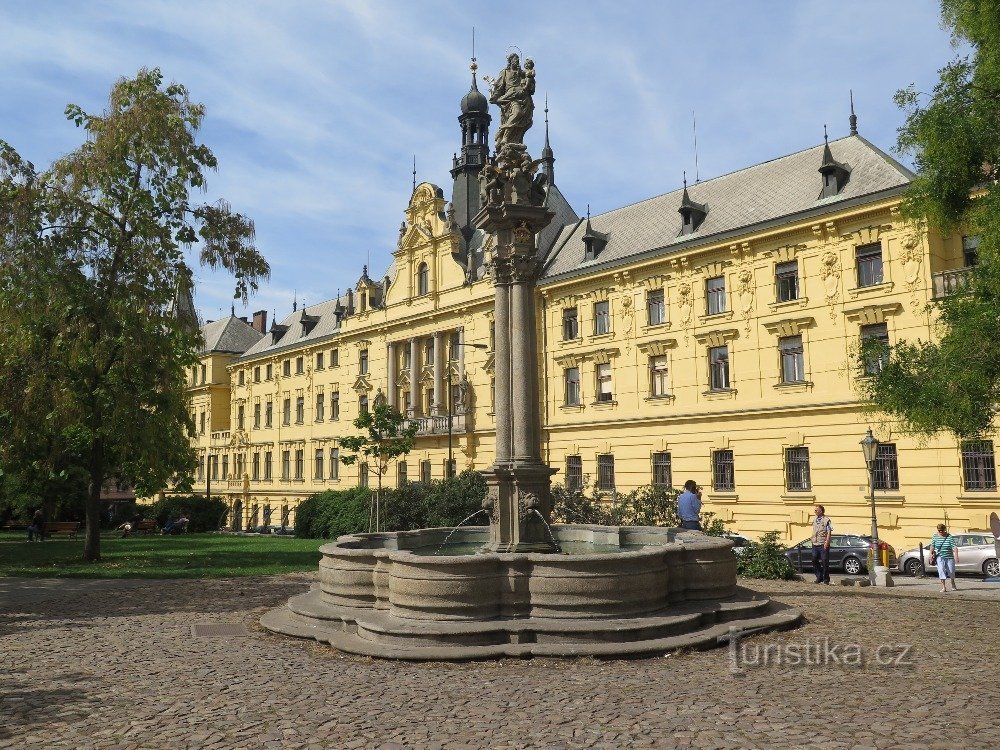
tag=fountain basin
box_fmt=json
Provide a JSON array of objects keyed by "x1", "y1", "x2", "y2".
[{"x1": 262, "y1": 524, "x2": 801, "y2": 659}]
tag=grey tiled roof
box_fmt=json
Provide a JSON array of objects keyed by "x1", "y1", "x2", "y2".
[
  {"x1": 539, "y1": 182, "x2": 580, "y2": 259},
  {"x1": 201, "y1": 316, "x2": 264, "y2": 355},
  {"x1": 238, "y1": 295, "x2": 347, "y2": 361},
  {"x1": 541, "y1": 135, "x2": 915, "y2": 280}
]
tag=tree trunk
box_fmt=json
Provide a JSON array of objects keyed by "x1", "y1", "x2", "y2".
[{"x1": 83, "y1": 438, "x2": 104, "y2": 562}]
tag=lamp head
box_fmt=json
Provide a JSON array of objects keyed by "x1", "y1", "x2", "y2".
[{"x1": 860, "y1": 428, "x2": 879, "y2": 466}]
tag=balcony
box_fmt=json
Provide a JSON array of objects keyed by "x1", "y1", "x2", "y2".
[
  {"x1": 407, "y1": 413, "x2": 468, "y2": 436},
  {"x1": 933, "y1": 267, "x2": 972, "y2": 298}
]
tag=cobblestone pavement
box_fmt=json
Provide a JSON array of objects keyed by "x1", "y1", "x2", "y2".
[{"x1": 1, "y1": 574, "x2": 993, "y2": 750}]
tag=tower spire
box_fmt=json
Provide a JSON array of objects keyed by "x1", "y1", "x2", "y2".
[
  {"x1": 451, "y1": 29, "x2": 492, "y2": 249},
  {"x1": 541, "y1": 93, "x2": 555, "y2": 186},
  {"x1": 849, "y1": 90, "x2": 858, "y2": 135}
]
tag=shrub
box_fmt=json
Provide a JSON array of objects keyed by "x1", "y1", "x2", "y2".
[
  {"x1": 551, "y1": 482, "x2": 728, "y2": 535},
  {"x1": 294, "y1": 471, "x2": 488, "y2": 539},
  {"x1": 735, "y1": 531, "x2": 798, "y2": 580},
  {"x1": 143, "y1": 494, "x2": 229, "y2": 533}
]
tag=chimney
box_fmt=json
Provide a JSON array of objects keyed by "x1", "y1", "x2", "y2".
[{"x1": 252, "y1": 310, "x2": 268, "y2": 334}]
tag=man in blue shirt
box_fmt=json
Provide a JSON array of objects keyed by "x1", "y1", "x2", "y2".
[{"x1": 677, "y1": 480, "x2": 702, "y2": 531}]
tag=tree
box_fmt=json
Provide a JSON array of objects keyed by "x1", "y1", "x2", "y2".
[
  {"x1": 0, "y1": 69, "x2": 269, "y2": 560},
  {"x1": 861, "y1": 1, "x2": 1000, "y2": 438},
  {"x1": 338, "y1": 402, "x2": 418, "y2": 532}
]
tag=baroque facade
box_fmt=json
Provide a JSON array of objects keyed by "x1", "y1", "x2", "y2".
[{"x1": 180, "y1": 68, "x2": 993, "y2": 550}]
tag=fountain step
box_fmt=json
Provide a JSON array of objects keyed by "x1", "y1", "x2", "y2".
[{"x1": 261, "y1": 586, "x2": 800, "y2": 660}]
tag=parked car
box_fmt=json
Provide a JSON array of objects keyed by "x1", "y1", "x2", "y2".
[
  {"x1": 896, "y1": 533, "x2": 999, "y2": 577},
  {"x1": 722, "y1": 532, "x2": 751, "y2": 555},
  {"x1": 784, "y1": 534, "x2": 897, "y2": 575}
]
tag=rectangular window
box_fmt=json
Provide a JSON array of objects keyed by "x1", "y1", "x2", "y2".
[
  {"x1": 316, "y1": 352, "x2": 324, "y2": 370},
  {"x1": 778, "y1": 335, "x2": 805, "y2": 383},
  {"x1": 331, "y1": 392, "x2": 340, "y2": 420},
  {"x1": 359, "y1": 462, "x2": 369, "y2": 488},
  {"x1": 294, "y1": 449, "x2": 304, "y2": 480},
  {"x1": 397, "y1": 460, "x2": 407, "y2": 486},
  {"x1": 706, "y1": 276, "x2": 726, "y2": 315},
  {"x1": 265, "y1": 399, "x2": 273, "y2": 428},
  {"x1": 200, "y1": 411, "x2": 206, "y2": 434},
  {"x1": 221, "y1": 455, "x2": 229, "y2": 480},
  {"x1": 296, "y1": 357, "x2": 304, "y2": 375},
  {"x1": 647, "y1": 289, "x2": 665, "y2": 326},
  {"x1": 401, "y1": 346, "x2": 411, "y2": 369},
  {"x1": 282, "y1": 398, "x2": 291, "y2": 426},
  {"x1": 315, "y1": 393, "x2": 325, "y2": 422},
  {"x1": 424, "y1": 339, "x2": 434, "y2": 365},
  {"x1": 359, "y1": 395, "x2": 369, "y2": 415},
  {"x1": 445, "y1": 458, "x2": 456, "y2": 479},
  {"x1": 449, "y1": 331, "x2": 460, "y2": 361},
  {"x1": 775, "y1": 260, "x2": 799, "y2": 302},
  {"x1": 856, "y1": 242, "x2": 884, "y2": 287},
  {"x1": 197, "y1": 456, "x2": 204, "y2": 481},
  {"x1": 295, "y1": 396, "x2": 304, "y2": 424},
  {"x1": 562, "y1": 307, "x2": 579, "y2": 340},
  {"x1": 210, "y1": 455, "x2": 218, "y2": 480},
  {"x1": 200, "y1": 364, "x2": 206, "y2": 384},
  {"x1": 331, "y1": 348, "x2": 339, "y2": 367},
  {"x1": 566, "y1": 456, "x2": 583, "y2": 491},
  {"x1": 709, "y1": 345, "x2": 730, "y2": 390},
  {"x1": 281, "y1": 451, "x2": 290, "y2": 480},
  {"x1": 253, "y1": 402, "x2": 261, "y2": 429},
  {"x1": 564, "y1": 367, "x2": 581, "y2": 406},
  {"x1": 266, "y1": 363, "x2": 273, "y2": 380},
  {"x1": 360, "y1": 349, "x2": 369, "y2": 375},
  {"x1": 712, "y1": 449, "x2": 735, "y2": 491},
  {"x1": 253, "y1": 366, "x2": 260, "y2": 383},
  {"x1": 652, "y1": 452, "x2": 672, "y2": 489},
  {"x1": 861, "y1": 323, "x2": 890, "y2": 374},
  {"x1": 873, "y1": 443, "x2": 899, "y2": 490},
  {"x1": 283, "y1": 359, "x2": 291, "y2": 377},
  {"x1": 238, "y1": 370, "x2": 245, "y2": 386},
  {"x1": 596, "y1": 362, "x2": 613, "y2": 402},
  {"x1": 252, "y1": 452, "x2": 260, "y2": 481},
  {"x1": 314, "y1": 448, "x2": 324, "y2": 480},
  {"x1": 420, "y1": 460, "x2": 432, "y2": 484},
  {"x1": 330, "y1": 448, "x2": 339, "y2": 479},
  {"x1": 237, "y1": 404, "x2": 245, "y2": 431},
  {"x1": 594, "y1": 301, "x2": 610, "y2": 335},
  {"x1": 785, "y1": 447, "x2": 811, "y2": 491},
  {"x1": 962, "y1": 440, "x2": 997, "y2": 491},
  {"x1": 597, "y1": 454, "x2": 615, "y2": 491},
  {"x1": 963, "y1": 235, "x2": 980, "y2": 267},
  {"x1": 649, "y1": 355, "x2": 669, "y2": 397},
  {"x1": 264, "y1": 451, "x2": 272, "y2": 480}
]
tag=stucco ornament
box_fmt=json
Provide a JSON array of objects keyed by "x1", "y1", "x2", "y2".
[
  {"x1": 819, "y1": 251, "x2": 842, "y2": 321},
  {"x1": 620, "y1": 294, "x2": 635, "y2": 350},
  {"x1": 737, "y1": 267, "x2": 755, "y2": 334},
  {"x1": 677, "y1": 282, "x2": 693, "y2": 342}
]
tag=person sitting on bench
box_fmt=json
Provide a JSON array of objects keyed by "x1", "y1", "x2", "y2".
[
  {"x1": 161, "y1": 515, "x2": 189, "y2": 535},
  {"x1": 27, "y1": 509, "x2": 45, "y2": 542}
]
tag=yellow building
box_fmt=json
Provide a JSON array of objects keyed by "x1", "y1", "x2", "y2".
[{"x1": 181, "y1": 71, "x2": 995, "y2": 552}]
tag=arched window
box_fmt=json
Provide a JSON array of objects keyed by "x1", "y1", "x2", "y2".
[{"x1": 417, "y1": 262, "x2": 429, "y2": 296}]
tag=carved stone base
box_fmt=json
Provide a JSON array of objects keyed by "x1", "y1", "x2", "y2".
[{"x1": 482, "y1": 463, "x2": 559, "y2": 553}]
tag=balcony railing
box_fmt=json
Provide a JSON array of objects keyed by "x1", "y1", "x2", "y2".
[
  {"x1": 933, "y1": 267, "x2": 972, "y2": 298},
  {"x1": 407, "y1": 413, "x2": 468, "y2": 436}
]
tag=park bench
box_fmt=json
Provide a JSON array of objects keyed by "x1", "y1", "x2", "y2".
[
  {"x1": 1, "y1": 521, "x2": 29, "y2": 531},
  {"x1": 133, "y1": 520, "x2": 157, "y2": 534},
  {"x1": 45, "y1": 521, "x2": 80, "y2": 537}
]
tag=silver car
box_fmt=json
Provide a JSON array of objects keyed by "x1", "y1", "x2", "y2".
[{"x1": 897, "y1": 533, "x2": 1000, "y2": 577}]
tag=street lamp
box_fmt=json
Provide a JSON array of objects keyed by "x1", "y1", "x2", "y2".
[
  {"x1": 447, "y1": 342, "x2": 489, "y2": 478},
  {"x1": 860, "y1": 428, "x2": 892, "y2": 586}
]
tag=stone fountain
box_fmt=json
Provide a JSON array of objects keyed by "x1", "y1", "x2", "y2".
[{"x1": 261, "y1": 56, "x2": 801, "y2": 659}]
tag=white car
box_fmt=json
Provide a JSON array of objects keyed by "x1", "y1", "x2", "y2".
[{"x1": 897, "y1": 533, "x2": 999, "y2": 577}]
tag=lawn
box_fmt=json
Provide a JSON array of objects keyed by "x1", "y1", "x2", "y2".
[{"x1": 0, "y1": 531, "x2": 324, "y2": 578}]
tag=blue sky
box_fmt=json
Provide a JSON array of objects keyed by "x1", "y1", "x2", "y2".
[{"x1": 0, "y1": 0, "x2": 956, "y2": 322}]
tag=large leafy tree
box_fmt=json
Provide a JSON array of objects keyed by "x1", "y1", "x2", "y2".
[
  {"x1": 861, "y1": 0, "x2": 1000, "y2": 438},
  {"x1": 0, "y1": 69, "x2": 269, "y2": 560}
]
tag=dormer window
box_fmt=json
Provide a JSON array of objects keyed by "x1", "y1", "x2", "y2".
[
  {"x1": 360, "y1": 292, "x2": 367, "y2": 313},
  {"x1": 582, "y1": 219, "x2": 607, "y2": 262},
  {"x1": 678, "y1": 185, "x2": 707, "y2": 236},
  {"x1": 818, "y1": 138, "x2": 851, "y2": 198},
  {"x1": 417, "y1": 263, "x2": 429, "y2": 296}
]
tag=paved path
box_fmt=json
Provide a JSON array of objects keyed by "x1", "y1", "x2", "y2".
[{"x1": 1, "y1": 574, "x2": 993, "y2": 749}]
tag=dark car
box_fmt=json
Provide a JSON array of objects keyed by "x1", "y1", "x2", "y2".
[{"x1": 784, "y1": 534, "x2": 897, "y2": 576}]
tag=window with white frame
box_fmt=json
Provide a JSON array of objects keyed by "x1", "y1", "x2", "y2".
[
  {"x1": 315, "y1": 393, "x2": 324, "y2": 422},
  {"x1": 564, "y1": 367, "x2": 581, "y2": 406},
  {"x1": 860, "y1": 323, "x2": 890, "y2": 374},
  {"x1": 562, "y1": 307, "x2": 579, "y2": 340},
  {"x1": 709, "y1": 346, "x2": 730, "y2": 390},
  {"x1": 649, "y1": 355, "x2": 669, "y2": 397},
  {"x1": 778, "y1": 335, "x2": 805, "y2": 383},
  {"x1": 417, "y1": 263, "x2": 429, "y2": 295},
  {"x1": 314, "y1": 448, "x2": 324, "y2": 480},
  {"x1": 775, "y1": 260, "x2": 799, "y2": 302},
  {"x1": 856, "y1": 242, "x2": 884, "y2": 287},
  {"x1": 706, "y1": 276, "x2": 726, "y2": 315},
  {"x1": 330, "y1": 448, "x2": 339, "y2": 479},
  {"x1": 647, "y1": 289, "x2": 665, "y2": 325},
  {"x1": 593, "y1": 301, "x2": 610, "y2": 335},
  {"x1": 596, "y1": 363, "x2": 613, "y2": 402}
]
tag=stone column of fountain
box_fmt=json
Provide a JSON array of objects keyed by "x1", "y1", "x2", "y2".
[{"x1": 474, "y1": 54, "x2": 558, "y2": 553}]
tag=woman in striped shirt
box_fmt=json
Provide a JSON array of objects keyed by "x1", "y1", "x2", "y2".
[{"x1": 930, "y1": 524, "x2": 959, "y2": 593}]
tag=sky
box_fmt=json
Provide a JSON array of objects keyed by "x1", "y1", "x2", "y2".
[{"x1": 0, "y1": 0, "x2": 958, "y2": 323}]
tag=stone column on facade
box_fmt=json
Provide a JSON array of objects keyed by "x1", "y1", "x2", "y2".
[
  {"x1": 511, "y1": 259, "x2": 542, "y2": 464},
  {"x1": 432, "y1": 331, "x2": 445, "y2": 416},
  {"x1": 386, "y1": 342, "x2": 397, "y2": 412},
  {"x1": 408, "y1": 337, "x2": 419, "y2": 417},
  {"x1": 491, "y1": 270, "x2": 513, "y2": 464}
]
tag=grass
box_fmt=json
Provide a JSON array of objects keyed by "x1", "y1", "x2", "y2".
[{"x1": 0, "y1": 530, "x2": 324, "y2": 579}]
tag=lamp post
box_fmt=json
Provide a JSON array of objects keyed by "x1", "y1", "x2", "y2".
[
  {"x1": 446, "y1": 341, "x2": 489, "y2": 478},
  {"x1": 860, "y1": 428, "x2": 893, "y2": 586}
]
